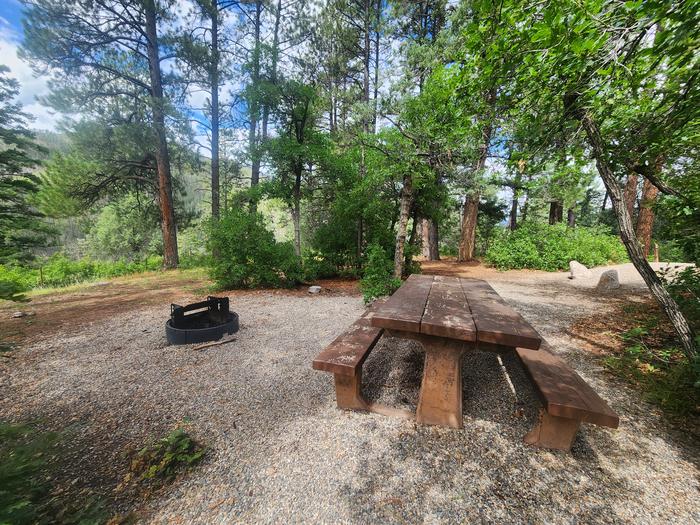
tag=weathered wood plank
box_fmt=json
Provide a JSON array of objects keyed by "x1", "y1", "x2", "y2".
[
  {"x1": 420, "y1": 276, "x2": 476, "y2": 341},
  {"x1": 461, "y1": 278, "x2": 542, "y2": 349},
  {"x1": 516, "y1": 346, "x2": 619, "y2": 428},
  {"x1": 312, "y1": 312, "x2": 383, "y2": 376},
  {"x1": 370, "y1": 274, "x2": 434, "y2": 333}
]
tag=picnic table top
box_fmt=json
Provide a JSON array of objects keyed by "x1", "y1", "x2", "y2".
[{"x1": 370, "y1": 274, "x2": 542, "y2": 349}]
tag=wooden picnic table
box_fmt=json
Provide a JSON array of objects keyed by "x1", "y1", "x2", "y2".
[{"x1": 370, "y1": 274, "x2": 542, "y2": 429}]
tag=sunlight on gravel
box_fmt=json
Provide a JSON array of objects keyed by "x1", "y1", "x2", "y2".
[{"x1": 1, "y1": 273, "x2": 698, "y2": 523}]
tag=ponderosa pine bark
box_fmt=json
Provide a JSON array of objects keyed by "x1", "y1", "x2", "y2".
[
  {"x1": 249, "y1": 0, "x2": 263, "y2": 194},
  {"x1": 636, "y1": 176, "x2": 659, "y2": 259},
  {"x1": 577, "y1": 108, "x2": 696, "y2": 359},
  {"x1": 394, "y1": 174, "x2": 413, "y2": 278},
  {"x1": 145, "y1": 0, "x2": 178, "y2": 268},
  {"x1": 210, "y1": 3, "x2": 220, "y2": 220},
  {"x1": 421, "y1": 218, "x2": 439, "y2": 260},
  {"x1": 624, "y1": 172, "x2": 638, "y2": 220},
  {"x1": 458, "y1": 114, "x2": 493, "y2": 261}
]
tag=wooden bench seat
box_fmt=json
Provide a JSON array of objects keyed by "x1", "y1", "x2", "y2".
[
  {"x1": 516, "y1": 344, "x2": 619, "y2": 451},
  {"x1": 312, "y1": 310, "x2": 384, "y2": 411}
]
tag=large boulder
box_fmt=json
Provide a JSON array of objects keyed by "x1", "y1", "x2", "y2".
[
  {"x1": 596, "y1": 269, "x2": 620, "y2": 292},
  {"x1": 569, "y1": 260, "x2": 592, "y2": 279}
]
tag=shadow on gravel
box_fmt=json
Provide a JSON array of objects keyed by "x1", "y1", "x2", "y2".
[{"x1": 346, "y1": 337, "x2": 638, "y2": 522}]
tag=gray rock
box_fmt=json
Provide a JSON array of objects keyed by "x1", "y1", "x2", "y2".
[
  {"x1": 569, "y1": 260, "x2": 592, "y2": 279},
  {"x1": 596, "y1": 269, "x2": 620, "y2": 291},
  {"x1": 11, "y1": 311, "x2": 26, "y2": 318},
  {"x1": 308, "y1": 285, "x2": 322, "y2": 294}
]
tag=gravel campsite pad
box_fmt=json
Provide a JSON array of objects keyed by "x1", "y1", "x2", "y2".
[{"x1": 1, "y1": 265, "x2": 698, "y2": 523}]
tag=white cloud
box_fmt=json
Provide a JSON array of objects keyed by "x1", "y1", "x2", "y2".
[{"x1": 0, "y1": 28, "x2": 61, "y2": 131}]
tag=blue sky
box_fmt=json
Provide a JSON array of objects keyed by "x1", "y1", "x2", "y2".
[{"x1": 0, "y1": 0, "x2": 60, "y2": 130}]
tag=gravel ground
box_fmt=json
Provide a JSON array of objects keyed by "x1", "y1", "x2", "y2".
[{"x1": 1, "y1": 268, "x2": 698, "y2": 524}]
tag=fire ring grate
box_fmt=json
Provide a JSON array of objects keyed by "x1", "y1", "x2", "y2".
[{"x1": 166, "y1": 296, "x2": 239, "y2": 345}]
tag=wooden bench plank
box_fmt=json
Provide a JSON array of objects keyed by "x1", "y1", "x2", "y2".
[
  {"x1": 312, "y1": 312, "x2": 383, "y2": 376},
  {"x1": 516, "y1": 346, "x2": 619, "y2": 428},
  {"x1": 420, "y1": 276, "x2": 476, "y2": 341},
  {"x1": 461, "y1": 279, "x2": 541, "y2": 349},
  {"x1": 371, "y1": 274, "x2": 434, "y2": 333}
]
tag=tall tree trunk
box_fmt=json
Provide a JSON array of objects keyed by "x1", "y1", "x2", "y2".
[
  {"x1": 292, "y1": 164, "x2": 302, "y2": 257},
  {"x1": 210, "y1": 6, "x2": 220, "y2": 220},
  {"x1": 421, "y1": 218, "x2": 439, "y2": 260},
  {"x1": 548, "y1": 201, "x2": 563, "y2": 224},
  {"x1": 636, "y1": 176, "x2": 659, "y2": 258},
  {"x1": 372, "y1": 0, "x2": 380, "y2": 133},
  {"x1": 249, "y1": 1, "x2": 262, "y2": 193},
  {"x1": 577, "y1": 108, "x2": 696, "y2": 359},
  {"x1": 260, "y1": 0, "x2": 281, "y2": 157},
  {"x1": 509, "y1": 193, "x2": 518, "y2": 230},
  {"x1": 394, "y1": 174, "x2": 413, "y2": 278},
  {"x1": 145, "y1": 0, "x2": 178, "y2": 268},
  {"x1": 356, "y1": 0, "x2": 373, "y2": 262},
  {"x1": 601, "y1": 190, "x2": 608, "y2": 212},
  {"x1": 624, "y1": 172, "x2": 638, "y2": 219},
  {"x1": 457, "y1": 109, "x2": 493, "y2": 262},
  {"x1": 567, "y1": 207, "x2": 575, "y2": 227},
  {"x1": 458, "y1": 196, "x2": 479, "y2": 261},
  {"x1": 405, "y1": 206, "x2": 418, "y2": 270}
]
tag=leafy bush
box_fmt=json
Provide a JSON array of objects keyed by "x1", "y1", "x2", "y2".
[
  {"x1": 359, "y1": 243, "x2": 401, "y2": 303},
  {"x1": 485, "y1": 223, "x2": 628, "y2": 271},
  {"x1": 302, "y1": 251, "x2": 340, "y2": 281},
  {"x1": 658, "y1": 266, "x2": 700, "y2": 333},
  {"x1": 603, "y1": 326, "x2": 700, "y2": 417},
  {"x1": 208, "y1": 208, "x2": 302, "y2": 289},
  {"x1": 0, "y1": 265, "x2": 33, "y2": 301},
  {"x1": 39, "y1": 253, "x2": 164, "y2": 287},
  {"x1": 0, "y1": 254, "x2": 169, "y2": 296},
  {"x1": 128, "y1": 428, "x2": 205, "y2": 482}
]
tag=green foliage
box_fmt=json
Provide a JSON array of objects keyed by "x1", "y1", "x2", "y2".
[
  {"x1": 0, "y1": 423, "x2": 55, "y2": 524},
  {"x1": 0, "y1": 422, "x2": 107, "y2": 525},
  {"x1": 0, "y1": 265, "x2": 32, "y2": 301},
  {"x1": 658, "y1": 267, "x2": 700, "y2": 333},
  {"x1": 603, "y1": 329, "x2": 700, "y2": 418},
  {"x1": 0, "y1": 66, "x2": 52, "y2": 264},
  {"x1": 485, "y1": 223, "x2": 627, "y2": 271},
  {"x1": 83, "y1": 194, "x2": 162, "y2": 261},
  {"x1": 359, "y1": 243, "x2": 401, "y2": 304},
  {"x1": 208, "y1": 208, "x2": 302, "y2": 289},
  {"x1": 129, "y1": 428, "x2": 206, "y2": 482},
  {"x1": 302, "y1": 251, "x2": 341, "y2": 281},
  {"x1": 0, "y1": 254, "x2": 165, "y2": 296}
]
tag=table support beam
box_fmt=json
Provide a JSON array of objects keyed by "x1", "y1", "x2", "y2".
[{"x1": 387, "y1": 330, "x2": 468, "y2": 429}]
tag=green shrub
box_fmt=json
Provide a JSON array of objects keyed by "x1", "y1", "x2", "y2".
[
  {"x1": 485, "y1": 223, "x2": 628, "y2": 271},
  {"x1": 603, "y1": 325, "x2": 700, "y2": 417},
  {"x1": 302, "y1": 251, "x2": 340, "y2": 281},
  {"x1": 359, "y1": 243, "x2": 401, "y2": 303},
  {"x1": 208, "y1": 208, "x2": 303, "y2": 289},
  {"x1": 0, "y1": 265, "x2": 33, "y2": 301},
  {"x1": 128, "y1": 428, "x2": 205, "y2": 482},
  {"x1": 658, "y1": 266, "x2": 700, "y2": 333}
]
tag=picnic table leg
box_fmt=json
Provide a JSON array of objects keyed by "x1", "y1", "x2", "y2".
[
  {"x1": 334, "y1": 371, "x2": 369, "y2": 411},
  {"x1": 416, "y1": 339, "x2": 465, "y2": 429}
]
